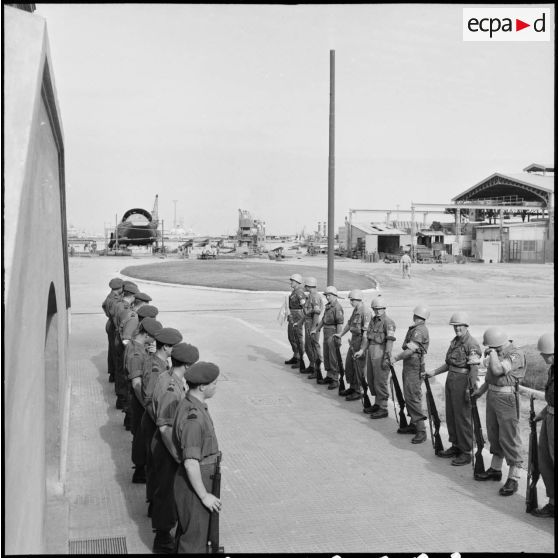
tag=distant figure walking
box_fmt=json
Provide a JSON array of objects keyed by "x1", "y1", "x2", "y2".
[{"x1": 400, "y1": 251, "x2": 412, "y2": 279}]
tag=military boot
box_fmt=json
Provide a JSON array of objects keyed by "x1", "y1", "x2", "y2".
[{"x1": 153, "y1": 530, "x2": 175, "y2": 554}]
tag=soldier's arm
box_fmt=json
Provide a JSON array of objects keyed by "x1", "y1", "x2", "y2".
[
  {"x1": 184, "y1": 459, "x2": 221, "y2": 512},
  {"x1": 159, "y1": 425, "x2": 181, "y2": 462},
  {"x1": 131, "y1": 377, "x2": 144, "y2": 406},
  {"x1": 485, "y1": 349, "x2": 506, "y2": 376}
]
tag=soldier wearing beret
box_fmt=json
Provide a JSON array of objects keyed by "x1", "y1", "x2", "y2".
[
  {"x1": 172, "y1": 362, "x2": 222, "y2": 553},
  {"x1": 133, "y1": 305, "x2": 159, "y2": 340},
  {"x1": 125, "y1": 317, "x2": 162, "y2": 482},
  {"x1": 113, "y1": 283, "x2": 139, "y2": 412},
  {"x1": 315, "y1": 286, "x2": 344, "y2": 388},
  {"x1": 140, "y1": 327, "x2": 183, "y2": 513},
  {"x1": 102, "y1": 278, "x2": 123, "y2": 382},
  {"x1": 151, "y1": 343, "x2": 199, "y2": 553},
  {"x1": 472, "y1": 328, "x2": 526, "y2": 496},
  {"x1": 423, "y1": 312, "x2": 481, "y2": 465}
]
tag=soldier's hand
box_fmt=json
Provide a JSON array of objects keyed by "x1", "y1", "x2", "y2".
[
  {"x1": 334, "y1": 336, "x2": 342, "y2": 346},
  {"x1": 333, "y1": 333, "x2": 341, "y2": 340},
  {"x1": 147, "y1": 341, "x2": 156, "y2": 354},
  {"x1": 471, "y1": 390, "x2": 481, "y2": 399},
  {"x1": 421, "y1": 370, "x2": 434, "y2": 379},
  {"x1": 381, "y1": 357, "x2": 391, "y2": 371},
  {"x1": 354, "y1": 350, "x2": 363, "y2": 359},
  {"x1": 201, "y1": 493, "x2": 222, "y2": 513}
]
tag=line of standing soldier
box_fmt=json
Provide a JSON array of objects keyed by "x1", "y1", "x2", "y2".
[
  {"x1": 284, "y1": 274, "x2": 554, "y2": 512},
  {"x1": 102, "y1": 277, "x2": 224, "y2": 553}
]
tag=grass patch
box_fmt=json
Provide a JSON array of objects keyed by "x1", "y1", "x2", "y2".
[{"x1": 122, "y1": 260, "x2": 376, "y2": 291}]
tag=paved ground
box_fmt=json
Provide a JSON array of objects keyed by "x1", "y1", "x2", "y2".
[{"x1": 64, "y1": 256, "x2": 554, "y2": 553}]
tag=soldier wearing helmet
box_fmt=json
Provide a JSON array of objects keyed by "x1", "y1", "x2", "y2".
[
  {"x1": 285, "y1": 273, "x2": 307, "y2": 372},
  {"x1": 423, "y1": 311, "x2": 482, "y2": 466},
  {"x1": 530, "y1": 332, "x2": 554, "y2": 518},
  {"x1": 303, "y1": 277, "x2": 324, "y2": 380},
  {"x1": 471, "y1": 327, "x2": 526, "y2": 496},
  {"x1": 391, "y1": 304, "x2": 430, "y2": 443},
  {"x1": 334, "y1": 289, "x2": 372, "y2": 401},
  {"x1": 355, "y1": 295, "x2": 396, "y2": 418},
  {"x1": 400, "y1": 250, "x2": 412, "y2": 279},
  {"x1": 315, "y1": 286, "x2": 345, "y2": 389}
]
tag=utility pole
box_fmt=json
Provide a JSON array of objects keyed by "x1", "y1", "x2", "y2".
[
  {"x1": 115, "y1": 213, "x2": 119, "y2": 250},
  {"x1": 327, "y1": 49, "x2": 335, "y2": 286}
]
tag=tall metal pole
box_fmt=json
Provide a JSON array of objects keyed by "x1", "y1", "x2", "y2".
[
  {"x1": 173, "y1": 200, "x2": 178, "y2": 228},
  {"x1": 115, "y1": 213, "x2": 119, "y2": 250},
  {"x1": 327, "y1": 49, "x2": 335, "y2": 286}
]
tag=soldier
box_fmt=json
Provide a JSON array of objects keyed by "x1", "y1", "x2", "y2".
[
  {"x1": 151, "y1": 343, "x2": 200, "y2": 553},
  {"x1": 391, "y1": 305, "x2": 430, "y2": 444},
  {"x1": 472, "y1": 328, "x2": 526, "y2": 496},
  {"x1": 285, "y1": 273, "x2": 307, "y2": 372},
  {"x1": 334, "y1": 290, "x2": 371, "y2": 402},
  {"x1": 303, "y1": 277, "x2": 324, "y2": 381},
  {"x1": 113, "y1": 282, "x2": 139, "y2": 412},
  {"x1": 141, "y1": 327, "x2": 183, "y2": 514},
  {"x1": 173, "y1": 362, "x2": 222, "y2": 554},
  {"x1": 125, "y1": 317, "x2": 162, "y2": 483},
  {"x1": 355, "y1": 296, "x2": 396, "y2": 419},
  {"x1": 137, "y1": 304, "x2": 159, "y2": 322},
  {"x1": 422, "y1": 312, "x2": 482, "y2": 465},
  {"x1": 315, "y1": 286, "x2": 344, "y2": 389},
  {"x1": 530, "y1": 332, "x2": 554, "y2": 518},
  {"x1": 102, "y1": 277, "x2": 123, "y2": 382}
]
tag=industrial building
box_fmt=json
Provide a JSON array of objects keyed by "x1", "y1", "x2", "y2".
[{"x1": 341, "y1": 163, "x2": 554, "y2": 263}]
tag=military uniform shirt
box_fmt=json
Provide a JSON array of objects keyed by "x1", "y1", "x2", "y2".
[
  {"x1": 289, "y1": 287, "x2": 306, "y2": 310},
  {"x1": 323, "y1": 300, "x2": 344, "y2": 326},
  {"x1": 102, "y1": 291, "x2": 121, "y2": 318},
  {"x1": 172, "y1": 393, "x2": 219, "y2": 462},
  {"x1": 402, "y1": 323, "x2": 429, "y2": 355},
  {"x1": 445, "y1": 331, "x2": 481, "y2": 369},
  {"x1": 120, "y1": 310, "x2": 138, "y2": 341},
  {"x1": 153, "y1": 371, "x2": 187, "y2": 427},
  {"x1": 303, "y1": 291, "x2": 324, "y2": 321},
  {"x1": 348, "y1": 302, "x2": 372, "y2": 336},
  {"x1": 143, "y1": 354, "x2": 169, "y2": 407},
  {"x1": 366, "y1": 314, "x2": 396, "y2": 345},
  {"x1": 485, "y1": 343, "x2": 526, "y2": 386},
  {"x1": 125, "y1": 339, "x2": 148, "y2": 381},
  {"x1": 112, "y1": 300, "x2": 129, "y2": 329}
]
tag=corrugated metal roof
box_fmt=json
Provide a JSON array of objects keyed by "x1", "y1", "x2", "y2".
[
  {"x1": 352, "y1": 222, "x2": 408, "y2": 235},
  {"x1": 523, "y1": 163, "x2": 554, "y2": 172},
  {"x1": 452, "y1": 172, "x2": 554, "y2": 202}
]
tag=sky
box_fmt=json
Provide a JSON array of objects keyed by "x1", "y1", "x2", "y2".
[{"x1": 33, "y1": 3, "x2": 554, "y2": 236}]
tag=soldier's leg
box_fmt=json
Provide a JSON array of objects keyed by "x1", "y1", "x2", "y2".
[
  {"x1": 131, "y1": 392, "x2": 146, "y2": 474},
  {"x1": 142, "y1": 413, "x2": 157, "y2": 504},
  {"x1": 445, "y1": 376, "x2": 457, "y2": 448},
  {"x1": 344, "y1": 347, "x2": 359, "y2": 394},
  {"x1": 451, "y1": 374, "x2": 473, "y2": 454},
  {"x1": 373, "y1": 358, "x2": 390, "y2": 411},
  {"x1": 113, "y1": 334, "x2": 125, "y2": 400},
  {"x1": 485, "y1": 392, "x2": 504, "y2": 471},
  {"x1": 366, "y1": 351, "x2": 375, "y2": 398},
  {"x1": 538, "y1": 415, "x2": 555, "y2": 500},
  {"x1": 494, "y1": 393, "x2": 523, "y2": 471},
  {"x1": 322, "y1": 330, "x2": 332, "y2": 374},
  {"x1": 312, "y1": 335, "x2": 323, "y2": 380},
  {"x1": 402, "y1": 367, "x2": 426, "y2": 431},
  {"x1": 106, "y1": 320, "x2": 115, "y2": 377},
  {"x1": 286, "y1": 321, "x2": 298, "y2": 362}
]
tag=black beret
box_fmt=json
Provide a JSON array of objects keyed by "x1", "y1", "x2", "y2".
[
  {"x1": 171, "y1": 343, "x2": 200, "y2": 365},
  {"x1": 122, "y1": 283, "x2": 139, "y2": 295},
  {"x1": 109, "y1": 277, "x2": 123, "y2": 289},
  {"x1": 135, "y1": 292, "x2": 152, "y2": 302},
  {"x1": 154, "y1": 327, "x2": 183, "y2": 346},
  {"x1": 137, "y1": 304, "x2": 159, "y2": 318},
  {"x1": 141, "y1": 317, "x2": 163, "y2": 337},
  {"x1": 185, "y1": 361, "x2": 220, "y2": 384}
]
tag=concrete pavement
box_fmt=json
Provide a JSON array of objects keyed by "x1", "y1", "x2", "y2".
[{"x1": 64, "y1": 256, "x2": 554, "y2": 553}]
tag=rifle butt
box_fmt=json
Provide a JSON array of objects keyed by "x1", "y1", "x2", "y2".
[{"x1": 473, "y1": 453, "x2": 486, "y2": 477}]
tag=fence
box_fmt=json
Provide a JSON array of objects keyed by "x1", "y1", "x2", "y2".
[{"x1": 503, "y1": 239, "x2": 553, "y2": 263}]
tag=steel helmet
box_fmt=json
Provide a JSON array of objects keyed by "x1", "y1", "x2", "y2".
[
  {"x1": 482, "y1": 327, "x2": 508, "y2": 348},
  {"x1": 348, "y1": 289, "x2": 363, "y2": 301},
  {"x1": 449, "y1": 312, "x2": 469, "y2": 327},
  {"x1": 413, "y1": 304, "x2": 430, "y2": 320},
  {"x1": 289, "y1": 273, "x2": 302, "y2": 284},
  {"x1": 537, "y1": 333, "x2": 554, "y2": 354},
  {"x1": 324, "y1": 285, "x2": 339, "y2": 297},
  {"x1": 371, "y1": 296, "x2": 386, "y2": 309},
  {"x1": 304, "y1": 277, "x2": 317, "y2": 288}
]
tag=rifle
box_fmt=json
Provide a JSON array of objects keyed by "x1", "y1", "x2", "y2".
[
  {"x1": 525, "y1": 396, "x2": 540, "y2": 514},
  {"x1": 389, "y1": 365, "x2": 409, "y2": 428},
  {"x1": 468, "y1": 378, "x2": 486, "y2": 478},
  {"x1": 353, "y1": 353, "x2": 373, "y2": 409},
  {"x1": 207, "y1": 453, "x2": 224, "y2": 554},
  {"x1": 335, "y1": 344, "x2": 347, "y2": 394},
  {"x1": 424, "y1": 376, "x2": 444, "y2": 455}
]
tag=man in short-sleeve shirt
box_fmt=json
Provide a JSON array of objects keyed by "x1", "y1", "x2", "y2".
[
  {"x1": 151, "y1": 343, "x2": 199, "y2": 554},
  {"x1": 173, "y1": 362, "x2": 222, "y2": 554},
  {"x1": 472, "y1": 328, "x2": 526, "y2": 496}
]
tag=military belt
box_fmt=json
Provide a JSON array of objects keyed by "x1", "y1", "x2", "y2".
[
  {"x1": 488, "y1": 384, "x2": 515, "y2": 393},
  {"x1": 448, "y1": 366, "x2": 469, "y2": 374},
  {"x1": 547, "y1": 405, "x2": 554, "y2": 415},
  {"x1": 323, "y1": 324, "x2": 337, "y2": 329}
]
